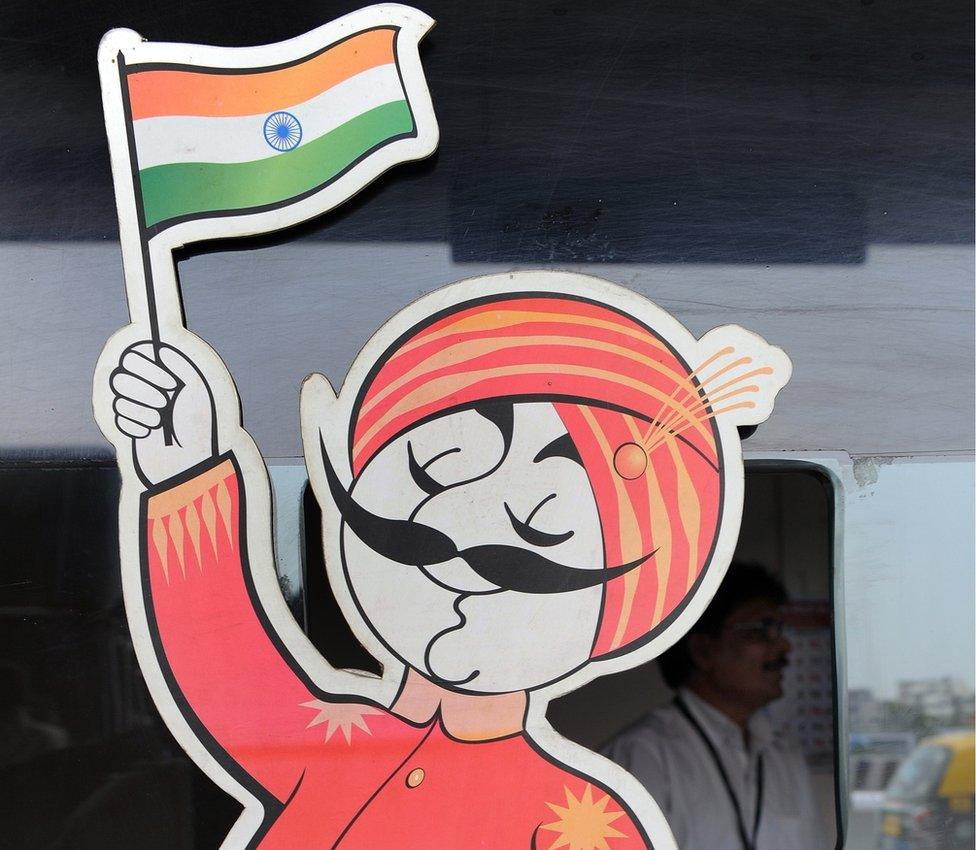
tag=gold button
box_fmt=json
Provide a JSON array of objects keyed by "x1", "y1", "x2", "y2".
[{"x1": 406, "y1": 767, "x2": 425, "y2": 788}]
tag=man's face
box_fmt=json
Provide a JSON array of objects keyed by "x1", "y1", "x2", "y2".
[
  {"x1": 340, "y1": 402, "x2": 606, "y2": 694},
  {"x1": 693, "y1": 597, "x2": 791, "y2": 711}
]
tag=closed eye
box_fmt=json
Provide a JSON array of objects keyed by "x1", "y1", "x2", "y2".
[
  {"x1": 405, "y1": 404, "x2": 512, "y2": 501},
  {"x1": 407, "y1": 442, "x2": 460, "y2": 497},
  {"x1": 504, "y1": 494, "x2": 575, "y2": 548}
]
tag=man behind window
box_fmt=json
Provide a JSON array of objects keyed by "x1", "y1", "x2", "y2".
[{"x1": 603, "y1": 563, "x2": 827, "y2": 850}]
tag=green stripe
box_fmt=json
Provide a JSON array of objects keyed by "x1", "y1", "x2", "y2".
[{"x1": 139, "y1": 100, "x2": 414, "y2": 228}]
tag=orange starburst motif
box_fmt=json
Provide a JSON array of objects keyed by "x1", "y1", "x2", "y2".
[
  {"x1": 300, "y1": 699, "x2": 382, "y2": 744},
  {"x1": 540, "y1": 783, "x2": 628, "y2": 850}
]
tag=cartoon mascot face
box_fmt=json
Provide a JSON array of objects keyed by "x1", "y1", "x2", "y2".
[{"x1": 302, "y1": 271, "x2": 790, "y2": 695}]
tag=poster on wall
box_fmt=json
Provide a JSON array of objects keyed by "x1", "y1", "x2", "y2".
[
  {"x1": 92, "y1": 5, "x2": 792, "y2": 848},
  {"x1": 775, "y1": 600, "x2": 836, "y2": 768}
]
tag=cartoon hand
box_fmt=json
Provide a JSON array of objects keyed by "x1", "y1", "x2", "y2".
[{"x1": 110, "y1": 342, "x2": 217, "y2": 486}]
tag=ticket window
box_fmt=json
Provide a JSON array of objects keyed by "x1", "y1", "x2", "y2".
[{"x1": 0, "y1": 455, "x2": 945, "y2": 850}]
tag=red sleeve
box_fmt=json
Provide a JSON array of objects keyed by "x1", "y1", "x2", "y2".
[{"x1": 143, "y1": 453, "x2": 343, "y2": 802}]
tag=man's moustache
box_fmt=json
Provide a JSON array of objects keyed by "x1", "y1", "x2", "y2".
[{"x1": 319, "y1": 436, "x2": 654, "y2": 595}]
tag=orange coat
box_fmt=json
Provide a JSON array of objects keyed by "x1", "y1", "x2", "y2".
[{"x1": 143, "y1": 454, "x2": 650, "y2": 849}]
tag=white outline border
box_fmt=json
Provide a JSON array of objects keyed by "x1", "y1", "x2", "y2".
[{"x1": 91, "y1": 7, "x2": 793, "y2": 845}]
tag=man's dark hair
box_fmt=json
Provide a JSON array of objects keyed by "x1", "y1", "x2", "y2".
[{"x1": 658, "y1": 562, "x2": 787, "y2": 689}]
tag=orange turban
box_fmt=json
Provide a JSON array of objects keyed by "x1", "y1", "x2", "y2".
[{"x1": 350, "y1": 294, "x2": 722, "y2": 658}]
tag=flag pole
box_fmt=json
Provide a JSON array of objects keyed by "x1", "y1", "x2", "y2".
[
  {"x1": 136, "y1": 240, "x2": 183, "y2": 447},
  {"x1": 101, "y1": 37, "x2": 183, "y2": 443},
  {"x1": 115, "y1": 50, "x2": 168, "y2": 344}
]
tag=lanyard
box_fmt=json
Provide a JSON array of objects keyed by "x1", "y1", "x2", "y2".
[{"x1": 674, "y1": 696, "x2": 764, "y2": 850}]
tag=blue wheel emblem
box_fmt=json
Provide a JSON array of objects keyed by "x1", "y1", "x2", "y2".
[{"x1": 263, "y1": 111, "x2": 302, "y2": 151}]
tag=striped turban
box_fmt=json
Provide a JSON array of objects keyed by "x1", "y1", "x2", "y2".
[{"x1": 349, "y1": 294, "x2": 722, "y2": 659}]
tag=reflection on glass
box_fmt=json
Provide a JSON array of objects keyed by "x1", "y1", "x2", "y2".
[
  {"x1": 876, "y1": 735, "x2": 975, "y2": 850},
  {"x1": 842, "y1": 459, "x2": 975, "y2": 850},
  {"x1": 888, "y1": 745, "x2": 952, "y2": 801},
  {"x1": 0, "y1": 466, "x2": 240, "y2": 849}
]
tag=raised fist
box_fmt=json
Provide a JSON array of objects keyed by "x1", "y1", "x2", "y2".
[{"x1": 110, "y1": 342, "x2": 217, "y2": 486}]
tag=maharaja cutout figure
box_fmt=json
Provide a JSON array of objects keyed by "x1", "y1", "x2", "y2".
[{"x1": 93, "y1": 7, "x2": 792, "y2": 849}]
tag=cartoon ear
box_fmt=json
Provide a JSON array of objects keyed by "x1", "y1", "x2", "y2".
[
  {"x1": 299, "y1": 373, "x2": 349, "y2": 483},
  {"x1": 300, "y1": 372, "x2": 338, "y2": 412},
  {"x1": 690, "y1": 325, "x2": 793, "y2": 429}
]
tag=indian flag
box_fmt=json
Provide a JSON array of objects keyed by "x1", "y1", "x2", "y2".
[{"x1": 119, "y1": 25, "x2": 430, "y2": 231}]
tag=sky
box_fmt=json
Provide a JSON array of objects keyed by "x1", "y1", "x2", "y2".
[{"x1": 840, "y1": 457, "x2": 975, "y2": 701}]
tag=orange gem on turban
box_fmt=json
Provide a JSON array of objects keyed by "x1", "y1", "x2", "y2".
[
  {"x1": 613, "y1": 442, "x2": 648, "y2": 480},
  {"x1": 350, "y1": 294, "x2": 723, "y2": 659}
]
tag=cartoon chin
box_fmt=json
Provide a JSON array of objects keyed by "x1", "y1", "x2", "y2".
[
  {"x1": 423, "y1": 609, "x2": 480, "y2": 687},
  {"x1": 426, "y1": 653, "x2": 480, "y2": 687},
  {"x1": 426, "y1": 589, "x2": 603, "y2": 694}
]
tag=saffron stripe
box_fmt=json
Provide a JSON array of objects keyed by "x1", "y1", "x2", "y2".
[
  {"x1": 398, "y1": 297, "x2": 663, "y2": 350},
  {"x1": 622, "y1": 415, "x2": 669, "y2": 639},
  {"x1": 557, "y1": 404, "x2": 625, "y2": 657},
  {"x1": 631, "y1": 456, "x2": 672, "y2": 630},
  {"x1": 138, "y1": 100, "x2": 413, "y2": 227},
  {"x1": 583, "y1": 413, "x2": 644, "y2": 652},
  {"x1": 393, "y1": 310, "x2": 670, "y2": 361},
  {"x1": 366, "y1": 317, "x2": 675, "y2": 401},
  {"x1": 127, "y1": 28, "x2": 396, "y2": 120},
  {"x1": 666, "y1": 437, "x2": 703, "y2": 593},
  {"x1": 353, "y1": 361, "x2": 717, "y2": 464},
  {"x1": 652, "y1": 445, "x2": 689, "y2": 624},
  {"x1": 358, "y1": 335, "x2": 704, "y2": 423}
]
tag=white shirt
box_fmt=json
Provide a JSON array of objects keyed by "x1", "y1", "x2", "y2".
[{"x1": 602, "y1": 689, "x2": 827, "y2": 850}]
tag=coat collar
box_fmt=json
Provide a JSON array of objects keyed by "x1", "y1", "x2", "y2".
[{"x1": 393, "y1": 669, "x2": 527, "y2": 741}]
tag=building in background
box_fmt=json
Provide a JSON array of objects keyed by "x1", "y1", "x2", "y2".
[{"x1": 898, "y1": 679, "x2": 975, "y2": 728}]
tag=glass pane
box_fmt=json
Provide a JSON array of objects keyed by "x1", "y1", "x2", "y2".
[
  {"x1": 886, "y1": 746, "x2": 951, "y2": 802},
  {"x1": 841, "y1": 457, "x2": 975, "y2": 850},
  {"x1": 0, "y1": 465, "x2": 241, "y2": 848}
]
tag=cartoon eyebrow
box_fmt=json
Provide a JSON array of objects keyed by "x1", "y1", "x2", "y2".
[
  {"x1": 533, "y1": 432, "x2": 583, "y2": 466},
  {"x1": 504, "y1": 494, "x2": 574, "y2": 547},
  {"x1": 405, "y1": 402, "x2": 513, "y2": 499},
  {"x1": 473, "y1": 400, "x2": 514, "y2": 457}
]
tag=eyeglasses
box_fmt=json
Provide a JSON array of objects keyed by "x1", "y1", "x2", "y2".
[{"x1": 724, "y1": 617, "x2": 786, "y2": 643}]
